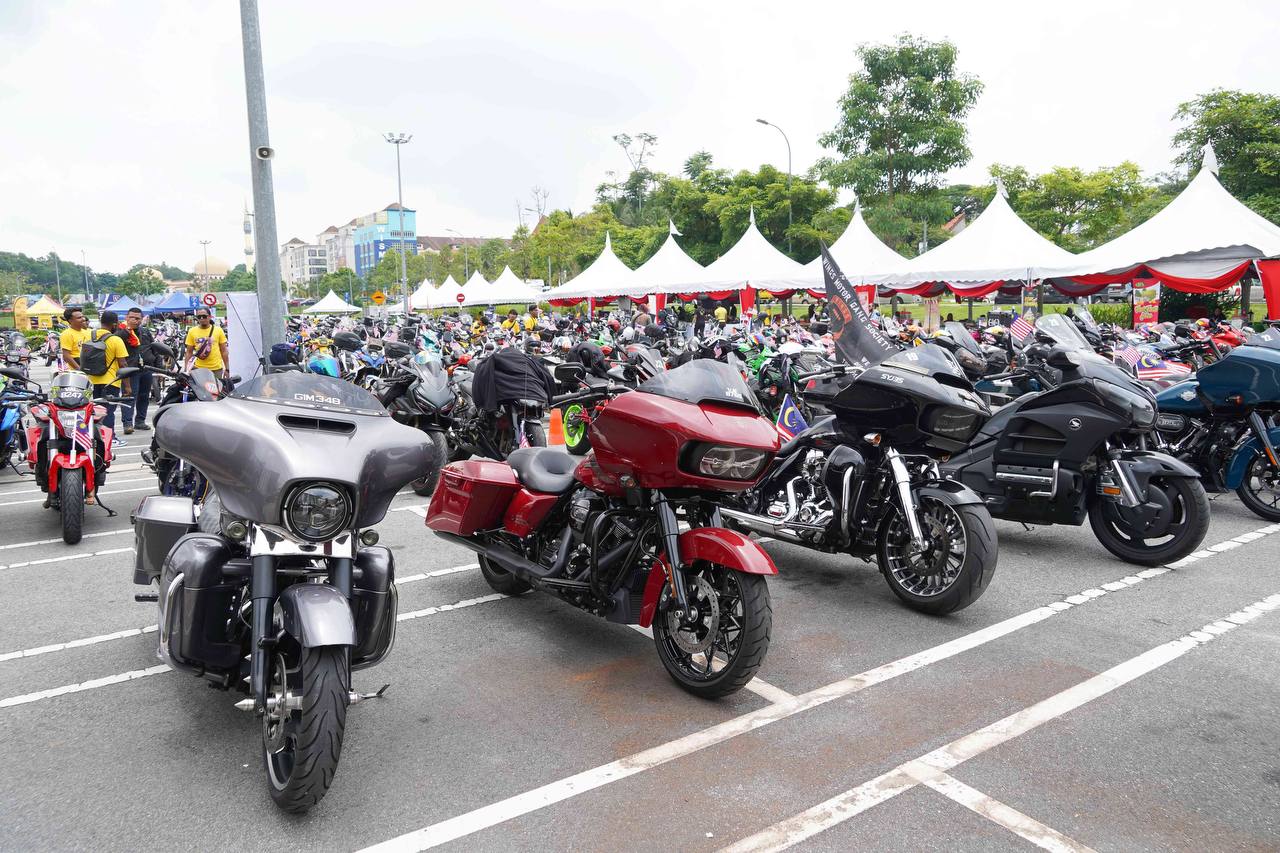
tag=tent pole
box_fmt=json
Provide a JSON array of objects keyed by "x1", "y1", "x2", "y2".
[{"x1": 967, "y1": 296, "x2": 973, "y2": 321}]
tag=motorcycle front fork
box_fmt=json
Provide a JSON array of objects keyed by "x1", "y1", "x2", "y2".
[
  {"x1": 654, "y1": 496, "x2": 693, "y2": 622},
  {"x1": 885, "y1": 448, "x2": 927, "y2": 551}
]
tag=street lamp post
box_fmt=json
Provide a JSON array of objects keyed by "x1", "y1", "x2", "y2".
[
  {"x1": 445, "y1": 227, "x2": 468, "y2": 279},
  {"x1": 52, "y1": 251, "x2": 62, "y2": 304},
  {"x1": 199, "y1": 240, "x2": 212, "y2": 290},
  {"x1": 384, "y1": 133, "x2": 413, "y2": 315},
  {"x1": 80, "y1": 249, "x2": 90, "y2": 298},
  {"x1": 755, "y1": 118, "x2": 792, "y2": 254}
]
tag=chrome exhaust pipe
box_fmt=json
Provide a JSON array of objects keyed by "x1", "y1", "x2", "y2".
[{"x1": 718, "y1": 506, "x2": 825, "y2": 544}]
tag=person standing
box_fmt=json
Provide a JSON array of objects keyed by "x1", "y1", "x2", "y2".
[
  {"x1": 84, "y1": 310, "x2": 131, "y2": 445},
  {"x1": 184, "y1": 308, "x2": 229, "y2": 379},
  {"x1": 120, "y1": 307, "x2": 154, "y2": 434},
  {"x1": 58, "y1": 306, "x2": 91, "y2": 371}
]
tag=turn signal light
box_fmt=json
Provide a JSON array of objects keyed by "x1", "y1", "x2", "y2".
[{"x1": 360, "y1": 529, "x2": 380, "y2": 546}]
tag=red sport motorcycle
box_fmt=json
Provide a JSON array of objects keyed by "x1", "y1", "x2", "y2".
[
  {"x1": 427, "y1": 359, "x2": 780, "y2": 698},
  {"x1": 11, "y1": 367, "x2": 137, "y2": 543}
]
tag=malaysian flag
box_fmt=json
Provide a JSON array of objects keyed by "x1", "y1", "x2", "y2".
[
  {"x1": 1136, "y1": 352, "x2": 1192, "y2": 381},
  {"x1": 72, "y1": 410, "x2": 94, "y2": 453},
  {"x1": 775, "y1": 394, "x2": 809, "y2": 441},
  {"x1": 1010, "y1": 314, "x2": 1035, "y2": 342}
]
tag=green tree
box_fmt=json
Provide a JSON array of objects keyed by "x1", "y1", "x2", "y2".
[
  {"x1": 119, "y1": 268, "x2": 167, "y2": 296},
  {"x1": 818, "y1": 34, "x2": 983, "y2": 200},
  {"x1": 219, "y1": 264, "x2": 259, "y2": 293},
  {"x1": 1172, "y1": 89, "x2": 1280, "y2": 223}
]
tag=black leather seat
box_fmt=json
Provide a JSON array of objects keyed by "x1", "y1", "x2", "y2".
[{"x1": 507, "y1": 447, "x2": 579, "y2": 493}]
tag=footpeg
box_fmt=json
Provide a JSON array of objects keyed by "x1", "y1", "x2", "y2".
[{"x1": 349, "y1": 684, "x2": 390, "y2": 705}]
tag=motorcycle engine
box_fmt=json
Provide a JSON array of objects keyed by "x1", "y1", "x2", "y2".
[
  {"x1": 766, "y1": 450, "x2": 834, "y2": 537},
  {"x1": 568, "y1": 490, "x2": 602, "y2": 532}
]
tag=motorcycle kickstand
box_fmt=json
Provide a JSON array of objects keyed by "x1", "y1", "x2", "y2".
[
  {"x1": 349, "y1": 683, "x2": 391, "y2": 705},
  {"x1": 93, "y1": 490, "x2": 118, "y2": 517}
]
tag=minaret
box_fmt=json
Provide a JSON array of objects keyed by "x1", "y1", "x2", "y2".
[{"x1": 243, "y1": 201, "x2": 256, "y2": 272}]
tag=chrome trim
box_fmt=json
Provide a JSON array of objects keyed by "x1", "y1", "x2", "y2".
[
  {"x1": 886, "y1": 448, "x2": 926, "y2": 549},
  {"x1": 249, "y1": 524, "x2": 355, "y2": 559},
  {"x1": 158, "y1": 573, "x2": 200, "y2": 675},
  {"x1": 1030, "y1": 461, "x2": 1060, "y2": 500}
]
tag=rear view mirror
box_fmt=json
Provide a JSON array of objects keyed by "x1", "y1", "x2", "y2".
[
  {"x1": 1047, "y1": 348, "x2": 1079, "y2": 369},
  {"x1": 117, "y1": 366, "x2": 141, "y2": 380},
  {"x1": 0, "y1": 367, "x2": 27, "y2": 383},
  {"x1": 554, "y1": 362, "x2": 586, "y2": 383}
]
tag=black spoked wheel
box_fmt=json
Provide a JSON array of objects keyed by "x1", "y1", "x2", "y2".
[
  {"x1": 652, "y1": 563, "x2": 771, "y2": 699},
  {"x1": 1235, "y1": 450, "x2": 1280, "y2": 522},
  {"x1": 411, "y1": 431, "x2": 448, "y2": 496},
  {"x1": 1088, "y1": 475, "x2": 1210, "y2": 566},
  {"x1": 877, "y1": 494, "x2": 997, "y2": 615},
  {"x1": 59, "y1": 468, "x2": 84, "y2": 545},
  {"x1": 264, "y1": 646, "x2": 348, "y2": 813},
  {"x1": 477, "y1": 554, "x2": 532, "y2": 595}
]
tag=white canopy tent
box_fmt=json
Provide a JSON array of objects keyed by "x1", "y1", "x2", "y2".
[
  {"x1": 459, "y1": 269, "x2": 496, "y2": 306},
  {"x1": 868, "y1": 182, "x2": 1077, "y2": 295},
  {"x1": 487, "y1": 265, "x2": 542, "y2": 305},
  {"x1": 803, "y1": 203, "x2": 909, "y2": 289},
  {"x1": 1039, "y1": 147, "x2": 1280, "y2": 292},
  {"x1": 611, "y1": 221, "x2": 706, "y2": 298},
  {"x1": 304, "y1": 289, "x2": 360, "y2": 314},
  {"x1": 542, "y1": 233, "x2": 636, "y2": 302},
  {"x1": 409, "y1": 274, "x2": 465, "y2": 311},
  {"x1": 658, "y1": 208, "x2": 809, "y2": 295}
]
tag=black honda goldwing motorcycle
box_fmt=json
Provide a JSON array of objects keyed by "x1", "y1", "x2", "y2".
[
  {"x1": 720, "y1": 345, "x2": 999, "y2": 615},
  {"x1": 131, "y1": 370, "x2": 436, "y2": 812},
  {"x1": 943, "y1": 314, "x2": 1209, "y2": 566}
]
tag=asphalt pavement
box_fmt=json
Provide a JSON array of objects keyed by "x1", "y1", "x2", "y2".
[{"x1": 2, "y1": 366, "x2": 1279, "y2": 852}]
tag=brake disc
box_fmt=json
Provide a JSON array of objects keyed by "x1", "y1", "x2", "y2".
[{"x1": 666, "y1": 575, "x2": 719, "y2": 656}]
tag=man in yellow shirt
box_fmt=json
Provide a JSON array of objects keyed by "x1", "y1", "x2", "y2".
[
  {"x1": 713, "y1": 304, "x2": 728, "y2": 324},
  {"x1": 184, "y1": 309, "x2": 229, "y2": 376},
  {"x1": 85, "y1": 310, "x2": 132, "y2": 441},
  {"x1": 58, "y1": 306, "x2": 91, "y2": 370},
  {"x1": 501, "y1": 309, "x2": 520, "y2": 331}
]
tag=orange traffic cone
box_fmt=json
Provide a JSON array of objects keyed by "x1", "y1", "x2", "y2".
[{"x1": 548, "y1": 408, "x2": 565, "y2": 445}]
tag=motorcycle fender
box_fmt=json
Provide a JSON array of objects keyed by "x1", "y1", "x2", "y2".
[
  {"x1": 638, "y1": 528, "x2": 777, "y2": 628},
  {"x1": 25, "y1": 427, "x2": 40, "y2": 467},
  {"x1": 1112, "y1": 449, "x2": 1200, "y2": 497},
  {"x1": 275, "y1": 583, "x2": 356, "y2": 648},
  {"x1": 1224, "y1": 426, "x2": 1280, "y2": 490},
  {"x1": 918, "y1": 478, "x2": 987, "y2": 507},
  {"x1": 49, "y1": 454, "x2": 96, "y2": 493}
]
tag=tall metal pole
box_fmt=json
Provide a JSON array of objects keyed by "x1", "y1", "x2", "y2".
[
  {"x1": 384, "y1": 133, "x2": 412, "y2": 315},
  {"x1": 446, "y1": 227, "x2": 468, "y2": 280},
  {"x1": 239, "y1": 0, "x2": 285, "y2": 354},
  {"x1": 199, "y1": 240, "x2": 211, "y2": 289},
  {"x1": 52, "y1": 252, "x2": 62, "y2": 303},
  {"x1": 80, "y1": 250, "x2": 89, "y2": 298},
  {"x1": 756, "y1": 118, "x2": 792, "y2": 253}
]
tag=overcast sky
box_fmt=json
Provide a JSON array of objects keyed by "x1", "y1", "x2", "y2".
[{"x1": 1, "y1": 0, "x2": 1277, "y2": 274}]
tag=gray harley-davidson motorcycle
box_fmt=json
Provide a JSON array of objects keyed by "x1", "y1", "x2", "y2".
[{"x1": 131, "y1": 370, "x2": 436, "y2": 812}]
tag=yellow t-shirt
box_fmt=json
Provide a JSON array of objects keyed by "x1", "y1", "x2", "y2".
[
  {"x1": 501, "y1": 318, "x2": 518, "y2": 331},
  {"x1": 523, "y1": 316, "x2": 537, "y2": 331},
  {"x1": 86, "y1": 329, "x2": 130, "y2": 388},
  {"x1": 714, "y1": 306, "x2": 728, "y2": 323},
  {"x1": 59, "y1": 327, "x2": 91, "y2": 360},
  {"x1": 185, "y1": 324, "x2": 227, "y2": 371}
]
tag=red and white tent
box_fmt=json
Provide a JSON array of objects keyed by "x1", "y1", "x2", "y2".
[
  {"x1": 543, "y1": 232, "x2": 636, "y2": 304},
  {"x1": 800, "y1": 202, "x2": 909, "y2": 298}
]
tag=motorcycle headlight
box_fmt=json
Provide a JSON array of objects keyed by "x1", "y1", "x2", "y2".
[
  {"x1": 1096, "y1": 381, "x2": 1156, "y2": 429},
  {"x1": 684, "y1": 443, "x2": 770, "y2": 481},
  {"x1": 283, "y1": 482, "x2": 352, "y2": 541},
  {"x1": 56, "y1": 410, "x2": 80, "y2": 435}
]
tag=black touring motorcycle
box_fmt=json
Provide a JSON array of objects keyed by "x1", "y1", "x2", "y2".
[
  {"x1": 943, "y1": 314, "x2": 1209, "y2": 566},
  {"x1": 720, "y1": 345, "x2": 999, "y2": 615},
  {"x1": 132, "y1": 372, "x2": 436, "y2": 811}
]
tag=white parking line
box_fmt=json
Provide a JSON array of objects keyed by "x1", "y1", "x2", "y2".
[
  {"x1": 0, "y1": 475, "x2": 153, "y2": 497},
  {"x1": 0, "y1": 546, "x2": 133, "y2": 572},
  {"x1": 0, "y1": 527, "x2": 131, "y2": 551},
  {"x1": 0, "y1": 562, "x2": 484, "y2": 664},
  {"x1": 629, "y1": 624, "x2": 796, "y2": 704},
  {"x1": 919, "y1": 773, "x2": 1096, "y2": 853},
  {"x1": 355, "y1": 522, "x2": 1280, "y2": 853},
  {"x1": 0, "y1": 485, "x2": 155, "y2": 507},
  {"x1": 718, "y1": 592, "x2": 1280, "y2": 853}
]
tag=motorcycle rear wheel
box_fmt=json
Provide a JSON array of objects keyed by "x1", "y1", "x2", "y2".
[
  {"x1": 411, "y1": 431, "x2": 448, "y2": 496},
  {"x1": 877, "y1": 494, "x2": 996, "y2": 615},
  {"x1": 478, "y1": 554, "x2": 532, "y2": 595},
  {"x1": 264, "y1": 646, "x2": 348, "y2": 813},
  {"x1": 1088, "y1": 475, "x2": 1209, "y2": 566},
  {"x1": 524, "y1": 421, "x2": 547, "y2": 448},
  {"x1": 653, "y1": 564, "x2": 771, "y2": 699},
  {"x1": 60, "y1": 468, "x2": 84, "y2": 545},
  {"x1": 1235, "y1": 450, "x2": 1280, "y2": 522}
]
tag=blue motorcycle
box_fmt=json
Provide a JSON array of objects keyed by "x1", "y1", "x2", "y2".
[
  {"x1": 0, "y1": 374, "x2": 34, "y2": 471},
  {"x1": 1152, "y1": 327, "x2": 1280, "y2": 520}
]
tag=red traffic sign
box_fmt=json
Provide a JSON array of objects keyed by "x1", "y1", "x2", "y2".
[
  {"x1": 455, "y1": 293, "x2": 465, "y2": 304},
  {"x1": 201, "y1": 292, "x2": 217, "y2": 307}
]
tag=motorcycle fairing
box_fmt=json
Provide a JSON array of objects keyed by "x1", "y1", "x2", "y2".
[
  {"x1": 638, "y1": 528, "x2": 776, "y2": 629},
  {"x1": 1224, "y1": 425, "x2": 1280, "y2": 490}
]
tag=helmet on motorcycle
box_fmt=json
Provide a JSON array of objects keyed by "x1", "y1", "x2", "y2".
[
  {"x1": 1195, "y1": 318, "x2": 1211, "y2": 329},
  {"x1": 608, "y1": 318, "x2": 621, "y2": 332}
]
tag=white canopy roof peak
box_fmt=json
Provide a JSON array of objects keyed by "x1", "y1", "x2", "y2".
[{"x1": 1202, "y1": 142, "x2": 1220, "y2": 175}]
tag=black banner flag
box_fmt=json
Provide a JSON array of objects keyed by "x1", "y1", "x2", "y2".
[{"x1": 821, "y1": 244, "x2": 898, "y2": 368}]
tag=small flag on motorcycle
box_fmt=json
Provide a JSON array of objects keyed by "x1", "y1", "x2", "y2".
[
  {"x1": 73, "y1": 411, "x2": 94, "y2": 453},
  {"x1": 775, "y1": 394, "x2": 809, "y2": 441},
  {"x1": 1010, "y1": 314, "x2": 1035, "y2": 342}
]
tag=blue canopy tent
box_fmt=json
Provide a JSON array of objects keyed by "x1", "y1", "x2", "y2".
[
  {"x1": 150, "y1": 292, "x2": 199, "y2": 314},
  {"x1": 102, "y1": 295, "x2": 151, "y2": 315}
]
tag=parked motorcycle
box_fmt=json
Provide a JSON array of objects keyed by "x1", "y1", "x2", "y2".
[
  {"x1": 720, "y1": 346, "x2": 999, "y2": 614},
  {"x1": 1, "y1": 371, "x2": 34, "y2": 471},
  {"x1": 132, "y1": 370, "x2": 437, "y2": 812},
  {"x1": 427, "y1": 359, "x2": 779, "y2": 698},
  {"x1": 4, "y1": 331, "x2": 32, "y2": 378},
  {"x1": 377, "y1": 350, "x2": 455, "y2": 495},
  {"x1": 142, "y1": 363, "x2": 237, "y2": 502},
  {"x1": 1152, "y1": 327, "x2": 1280, "y2": 520},
  {"x1": 12, "y1": 367, "x2": 136, "y2": 543},
  {"x1": 944, "y1": 314, "x2": 1210, "y2": 566}
]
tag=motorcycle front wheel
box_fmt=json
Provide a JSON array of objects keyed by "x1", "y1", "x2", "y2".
[
  {"x1": 1235, "y1": 450, "x2": 1280, "y2": 522},
  {"x1": 264, "y1": 646, "x2": 348, "y2": 813},
  {"x1": 877, "y1": 493, "x2": 997, "y2": 615},
  {"x1": 562, "y1": 403, "x2": 591, "y2": 456},
  {"x1": 652, "y1": 563, "x2": 771, "y2": 699},
  {"x1": 60, "y1": 468, "x2": 84, "y2": 545},
  {"x1": 411, "y1": 431, "x2": 448, "y2": 496},
  {"x1": 1088, "y1": 475, "x2": 1209, "y2": 566}
]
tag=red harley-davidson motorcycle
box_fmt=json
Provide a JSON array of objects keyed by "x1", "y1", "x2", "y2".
[
  {"x1": 12, "y1": 367, "x2": 136, "y2": 544},
  {"x1": 427, "y1": 359, "x2": 780, "y2": 697}
]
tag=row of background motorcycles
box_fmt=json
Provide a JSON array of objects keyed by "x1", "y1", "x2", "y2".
[{"x1": 3, "y1": 301, "x2": 1279, "y2": 813}]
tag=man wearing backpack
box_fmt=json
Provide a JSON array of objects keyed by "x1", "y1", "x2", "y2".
[{"x1": 81, "y1": 310, "x2": 131, "y2": 442}]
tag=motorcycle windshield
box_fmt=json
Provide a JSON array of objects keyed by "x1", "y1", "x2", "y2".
[
  {"x1": 883, "y1": 344, "x2": 970, "y2": 386},
  {"x1": 1073, "y1": 307, "x2": 1100, "y2": 332},
  {"x1": 638, "y1": 359, "x2": 759, "y2": 412},
  {"x1": 1036, "y1": 313, "x2": 1093, "y2": 353},
  {"x1": 231, "y1": 371, "x2": 386, "y2": 416},
  {"x1": 943, "y1": 322, "x2": 981, "y2": 355},
  {"x1": 1245, "y1": 326, "x2": 1280, "y2": 351}
]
